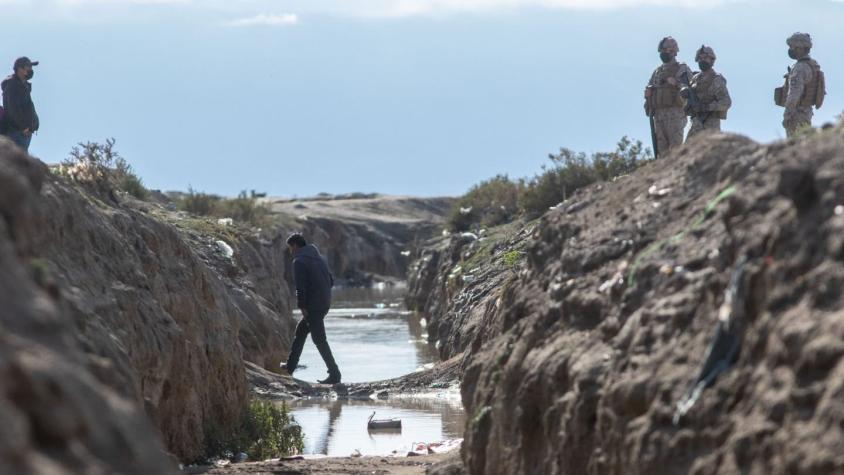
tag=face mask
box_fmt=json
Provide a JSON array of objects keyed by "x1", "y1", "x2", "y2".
[
  {"x1": 788, "y1": 49, "x2": 799, "y2": 60},
  {"x1": 698, "y1": 61, "x2": 712, "y2": 71},
  {"x1": 659, "y1": 52, "x2": 673, "y2": 63},
  {"x1": 25, "y1": 70, "x2": 34, "y2": 80}
]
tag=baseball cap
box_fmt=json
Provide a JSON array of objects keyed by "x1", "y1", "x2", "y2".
[{"x1": 13, "y1": 57, "x2": 39, "y2": 70}]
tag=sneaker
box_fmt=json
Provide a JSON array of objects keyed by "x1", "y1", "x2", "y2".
[
  {"x1": 279, "y1": 363, "x2": 294, "y2": 375},
  {"x1": 318, "y1": 373, "x2": 342, "y2": 385}
]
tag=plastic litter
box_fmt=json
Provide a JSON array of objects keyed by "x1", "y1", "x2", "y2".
[
  {"x1": 648, "y1": 184, "x2": 672, "y2": 197},
  {"x1": 368, "y1": 412, "x2": 402, "y2": 431},
  {"x1": 217, "y1": 218, "x2": 233, "y2": 226},
  {"x1": 215, "y1": 240, "x2": 234, "y2": 259},
  {"x1": 673, "y1": 257, "x2": 748, "y2": 424}
]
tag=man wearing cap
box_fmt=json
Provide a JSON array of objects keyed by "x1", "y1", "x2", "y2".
[
  {"x1": 778, "y1": 32, "x2": 826, "y2": 137},
  {"x1": 1, "y1": 57, "x2": 40, "y2": 152},
  {"x1": 644, "y1": 37, "x2": 693, "y2": 158},
  {"x1": 685, "y1": 45, "x2": 731, "y2": 139}
]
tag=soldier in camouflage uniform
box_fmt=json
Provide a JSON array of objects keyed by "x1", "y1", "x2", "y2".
[
  {"x1": 644, "y1": 37, "x2": 692, "y2": 157},
  {"x1": 685, "y1": 45, "x2": 731, "y2": 139},
  {"x1": 779, "y1": 32, "x2": 825, "y2": 137}
]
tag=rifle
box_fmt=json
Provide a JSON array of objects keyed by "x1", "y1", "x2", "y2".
[
  {"x1": 649, "y1": 111, "x2": 660, "y2": 159},
  {"x1": 645, "y1": 86, "x2": 660, "y2": 158},
  {"x1": 680, "y1": 71, "x2": 711, "y2": 124}
]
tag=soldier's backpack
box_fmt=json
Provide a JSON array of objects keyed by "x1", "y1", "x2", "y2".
[
  {"x1": 814, "y1": 63, "x2": 827, "y2": 109},
  {"x1": 774, "y1": 59, "x2": 826, "y2": 109}
]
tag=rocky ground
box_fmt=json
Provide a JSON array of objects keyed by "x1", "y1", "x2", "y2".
[
  {"x1": 196, "y1": 451, "x2": 462, "y2": 475},
  {"x1": 408, "y1": 125, "x2": 844, "y2": 474},
  {"x1": 246, "y1": 357, "x2": 462, "y2": 400}
]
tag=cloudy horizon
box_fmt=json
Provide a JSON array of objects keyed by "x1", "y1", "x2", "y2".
[{"x1": 1, "y1": 0, "x2": 841, "y2": 197}]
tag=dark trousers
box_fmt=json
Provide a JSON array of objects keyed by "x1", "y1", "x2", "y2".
[
  {"x1": 286, "y1": 310, "x2": 340, "y2": 376},
  {"x1": 6, "y1": 130, "x2": 31, "y2": 152}
]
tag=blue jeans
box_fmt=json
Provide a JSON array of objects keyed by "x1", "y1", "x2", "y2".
[{"x1": 6, "y1": 130, "x2": 32, "y2": 152}]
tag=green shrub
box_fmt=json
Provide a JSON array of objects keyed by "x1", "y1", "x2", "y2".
[
  {"x1": 179, "y1": 187, "x2": 222, "y2": 216},
  {"x1": 204, "y1": 400, "x2": 304, "y2": 463},
  {"x1": 216, "y1": 191, "x2": 273, "y2": 228},
  {"x1": 501, "y1": 250, "x2": 522, "y2": 268},
  {"x1": 60, "y1": 138, "x2": 148, "y2": 200},
  {"x1": 177, "y1": 189, "x2": 273, "y2": 229},
  {"x1": 518, "y1": 136, "x2": 651, "y2": 217},
  {"x1": 448, "y1": 175, "x2": 521, "y2": 232}
]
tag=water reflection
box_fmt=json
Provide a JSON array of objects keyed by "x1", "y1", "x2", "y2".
[
  {"x1": 286, "y1": 285, "x2": 464, "y2": 457},
  {"x1": 288, "y1": 397, "x2": 465, "y2": 456},
  {"x1": 292, "y1": 285, "x2": 439, "y2": 383}
]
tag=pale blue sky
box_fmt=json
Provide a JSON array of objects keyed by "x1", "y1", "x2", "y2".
[{"x1": 1, "y1": 0, "x2": 841, "y2": 197}]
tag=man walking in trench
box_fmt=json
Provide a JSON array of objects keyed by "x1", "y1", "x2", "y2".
[{"x1": 281, "y1": 233, "x2": 342, "y2": 385}]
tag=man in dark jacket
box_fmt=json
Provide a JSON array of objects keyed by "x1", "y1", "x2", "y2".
[
  {"x1": 1, "y1": 57, "x2": 40, "y2": 152},
  {"x1": 281, "y1": 233, "x2": 342, "y2": 384}
]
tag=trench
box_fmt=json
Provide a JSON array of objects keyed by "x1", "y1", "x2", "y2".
[{"x1": 286, "y1": 285, "x2": 466, "y2": 457}]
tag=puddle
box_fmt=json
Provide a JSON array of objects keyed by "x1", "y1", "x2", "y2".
[
  {"x1": 287, "y1": 397, "x2": 465, "y2": 457},
  {"x1": 292, "y1": 285, "x2": 439, "y2": 384},
  {"x1": 286, "y1": 285, "x2": 465, "y2": 456}
]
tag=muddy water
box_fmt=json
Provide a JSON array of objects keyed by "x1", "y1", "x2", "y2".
[
  {"x1": 291, "y1": 285, "x2": 439, "y2": 384},
  {"x1": 287, "y1": 285, "x2": 466, "y2": 456}
]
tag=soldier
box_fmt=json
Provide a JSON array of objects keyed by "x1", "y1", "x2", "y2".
[
  {"x1": 644, "y1": 37, "x2": 692, "y2": 158},
  {"x1": 776, "y1": 32, "x2": 826, "y2": 137},
  {"x1": 685, "y1": 45, "x2": 731, "y2": 139}
]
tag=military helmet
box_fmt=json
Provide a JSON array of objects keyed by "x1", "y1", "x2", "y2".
[
  {"x1": 695, "y1": 45, "x2": 716, "y2": 62},
  {"x1": 658, "y1": 36, "x2": 679, "y2": 54},
  {"x1": 786, "y1": 32, "x2": 812, "y2": 49}
]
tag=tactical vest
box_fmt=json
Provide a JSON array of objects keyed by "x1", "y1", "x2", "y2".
[
  {"x1": 649, "y1": 62, "x2": 684, "y2": 110},
  {"x1": 775, "y1": 58, "x2": 826, "y2": 109},
  {"x1": 691, "y1": 71, "x2": 728, "y2": 120}
]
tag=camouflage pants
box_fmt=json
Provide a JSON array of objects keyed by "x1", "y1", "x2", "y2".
[
  {"x1": 653, "y1": 108, "x2": 687, "y2": 157},
  {"x1": 784, "y1": 107, "x2": 813, "y2": 137},
  {"x1": 687, "y1": 116, "x2": 722, "y2": 139}
]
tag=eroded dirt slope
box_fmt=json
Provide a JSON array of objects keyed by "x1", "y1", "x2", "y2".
[
  {"x1": 416, "y1": 128, "x2": 844, "y2": 474},
  {"x1": 0, "y1": 141, "x2": 179, "y2": 474},
  {"x1": 269, "y1": 195, "x2": 454, "y2": 285},
  {"x1": 0, "y1": 139, "x2": 298, "y2": 463}
]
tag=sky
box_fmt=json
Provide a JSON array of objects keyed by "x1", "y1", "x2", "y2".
[{"x1": 1, "y1": 0, "x2": 842, "y2": 197}]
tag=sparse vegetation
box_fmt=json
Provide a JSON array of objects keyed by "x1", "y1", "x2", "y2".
[
  {"x1": 502, "y1": 250, "x2": 523, "y2": 268},
  {"x1": 58, "y1": 138, "x2": 148, "y2": 200},
  {"x1": 518, "y1": 136, "x2": 651, "y2": 217},
  {"x1": 177, "y1": 189, "x2": 273, "y2": 229},
  {"x1": 448, "y1": 137, "x2": 651, "y2": 230},
  {"x1": 204, "y1": 400, "x2": 304, "y2": 463},
  {"x1": 448, "y1": 175, "x2": 521, "y2": 232}
]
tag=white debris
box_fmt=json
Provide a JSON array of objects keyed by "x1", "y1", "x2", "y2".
[
  {"x1": 648, "y1": 184, "x2": 672, "y2": 197},
  {"x1": 216, "y1": 217, "x2": 233, "y2": 226},
  {"x1": 460, "y1": 232, "x2": 479, "y2": 241},
  {"x1": 215, "y1": 240, "x2": 234, "y2": 259},
  {"x1": 459, "y1": 207, "x2": 473, "y2": 215},
  {"x1": 401, "y1": 250, "x2": 411, "y2": 257},
  {"x1": 836, "y1": 205, "x2": 844, "y2": 216}
]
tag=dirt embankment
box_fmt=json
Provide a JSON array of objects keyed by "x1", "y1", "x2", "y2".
[
  {"x1": 0, "y1": 139, "x2": 302, "y2": 467},
  {"x1": 410, "y1": 127, "x2": 844, "y2": 474},
  {"x1": 0, "y1": 141, "x2": 178, "y2": 474},
  {"x1": 268, "y1": 195, "x2": 454, "y2": 285}
]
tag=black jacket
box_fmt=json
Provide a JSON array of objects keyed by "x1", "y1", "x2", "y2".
[
  {"x1": 1, "y1": 75, "x2": 39, "y2": 133},
  {"x1": 292, "y1": 244, "x2": 334, "y2": 315}
]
